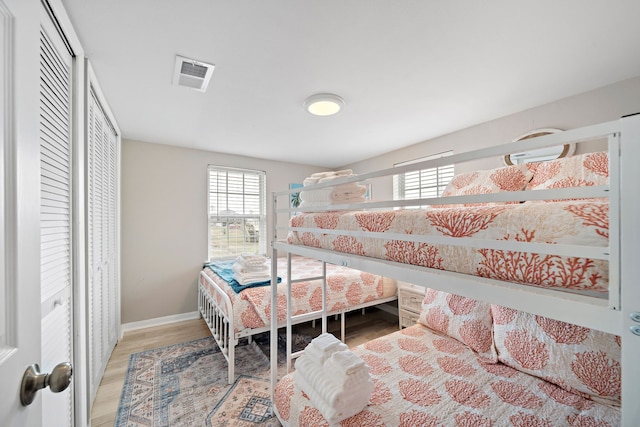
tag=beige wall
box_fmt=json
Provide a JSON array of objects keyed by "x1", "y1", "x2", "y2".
[
  {"x1": 121, "y1": 142, "x2": 325, "y2": 323},
  {"x1": 343, "y1": 76, "x2": 640, "y2": 202}
]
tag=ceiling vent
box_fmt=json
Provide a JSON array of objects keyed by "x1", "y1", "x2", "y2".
[{"x1": 172, "y1": 55, "x2": 215, "y2": 92}]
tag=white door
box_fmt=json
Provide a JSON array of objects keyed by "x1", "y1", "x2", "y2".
[
  {"x1": 0, "y1": 0, "x2": 43, "y2": 425},
  {"x1": 0, "y1": 1, "x2": 74, "y2": 425},
  {"x1": 39, "y1": 3, "x2": 74, "y2": 426}
]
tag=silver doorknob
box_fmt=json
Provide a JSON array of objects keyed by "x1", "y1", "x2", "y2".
[{"x1": 20, "y1": 362, "x2": 73, "y2": 406}]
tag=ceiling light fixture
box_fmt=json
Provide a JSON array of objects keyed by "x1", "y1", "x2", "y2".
[{"x1": 303, "y1": 93, "x2": 345, "y2": 116}]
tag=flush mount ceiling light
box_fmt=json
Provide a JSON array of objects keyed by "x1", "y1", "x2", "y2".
[{"x1": 303, "y1": 93, "x2": 345, "y2": 116}]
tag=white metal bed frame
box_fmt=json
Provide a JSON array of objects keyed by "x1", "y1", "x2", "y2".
[
  {"x1": 269, "y1": 114, "x2": 640, "y2": 426},
  {"x1": 197, "y1": 266, "x2": 397, "y2": 384}
]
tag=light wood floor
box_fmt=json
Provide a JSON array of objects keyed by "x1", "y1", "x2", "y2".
[{"x1": 89, "y1": 307, "x2": 399, "y2": 426}]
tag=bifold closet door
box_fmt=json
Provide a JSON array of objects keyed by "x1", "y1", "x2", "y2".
[
  {"x1": 39, "y1": 16, "x2": 74, "y2": 427},
  {"x1": 87, "y1": 86, "x2": 119, "y2": 404}
]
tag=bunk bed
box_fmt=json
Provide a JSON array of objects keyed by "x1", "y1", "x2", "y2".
[
  {"x1": 198, "y1": 255, "x2": 397, "y2": 383},
  {"x1": 269, "y1": 115, "x2": 640, "y2": 426}
]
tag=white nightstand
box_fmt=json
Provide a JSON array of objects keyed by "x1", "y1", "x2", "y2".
[{"x1": 398, "y1": 281, "x2": 427, "y2": 329}]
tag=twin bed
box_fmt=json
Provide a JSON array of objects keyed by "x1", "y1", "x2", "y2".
[
  {"x1": 268, "y1": 116, "x2": 640, "y2": 425},
  {"x1": 198, "y1": 255, "x2": 397, "y2": 383}
]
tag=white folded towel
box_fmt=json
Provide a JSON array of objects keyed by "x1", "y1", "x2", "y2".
[
  {"x1": 299, "y1": 188, "x2": 333, "y2": 203},
  {"x1": 232, "y1": 261, "x2": 268, "y2": 275},
  {"x1": 311, "y1": 333, "x2": 345, "y2": 354},
  {"x1": 304, "y1": 341, "x2": 348, "y2": 366},
  {"x1": 237, "y1": 254, "x2": 268, "y2": 267},
  {"x1": 325, "y1": 349, "x2": 367, "y2": 376},
  {"x1": 233, "y1": 271, "x2": 270, "y2": 285},
  {"x1": 294, "y1": 356, "x2": 372, "y2": 424}
]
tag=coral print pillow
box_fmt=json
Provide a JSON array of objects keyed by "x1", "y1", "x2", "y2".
[
  {"x1": 527, "y1": 151, "x2": 609, "y2": 191},
  {"x1": 442, "y1": 164, "x2": 533, "y2": 199},
  {"x1": 491, "y1": 305, "x2": 621, "y2": 406},
  {"x1": 418, "y1": 289, "x2": 497, "y2": 362}
]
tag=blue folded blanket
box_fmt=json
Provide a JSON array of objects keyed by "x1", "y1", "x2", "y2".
[{"x1": 204, "y1": 259, "x2": 281, "y2": 294}]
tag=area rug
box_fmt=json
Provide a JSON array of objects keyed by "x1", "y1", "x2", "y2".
[
  {"x1": 115, "y1": 337, "x2": 280, "y2": 426},
  {"x1": 115, "y1": 332, "x2": 312, "y2": 426}
]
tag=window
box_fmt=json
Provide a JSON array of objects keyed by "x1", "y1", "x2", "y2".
[
  {"x1": 208, "y1": 166, "x2": 266, "y2": 259},
  {"x1": 393, "y1": 151, "x2": 454, "y2": 205}
]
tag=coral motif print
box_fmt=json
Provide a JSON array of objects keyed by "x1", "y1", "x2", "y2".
[
  {"x1": 340, "y1": 411, "x2": 383, "y2": 427},
  {"x1": 399, "y1": 354, "x2": 435, "y2": 377},
  {"x1": 437, "y1": 356, "x2": 476, "y2": 377},
  {"x1": 397, "y1": 337, "x2": 430, "y2": 353},
  {"x1": 477, "y1": 229, "x2": 601, "y2": 290},
  {"x1": 332, "y1": 235, "x2": 365, "y2": 255},
  {"x1": 369, "y1": 379, "x2": 392, "y2": 404},
  {"x1": 529, "y1": 161, "x2": 561, "y2": 188},
  {"x1": 327, "y1": 275, "x2": 346, "y2": 292},
  {"x1": 459, "y1": 320, "x2": 493, "y2": 354},
  {"x1": 566, "y1": 414, "x2": 612, "y2": 427},
  {"x1": 454, "y1": 411, "x2": 493, "y2": 427},
  {"x1": 424, "y1": 307, "x2": 450, "y2": 334},
  {"x1": 504, "y1": 330, "x2": 549, "y2": 370},
  {"x1": 364, "y1": 338, "x2": 393, "y2": 353},
  {"x1": 314, "y1": 213, "x2": 339, "y2": 229},
  {"x1": 571, "y1": 351, "x2": 621, "y2": 397},
  {"x1": 399, "y1": 410, "x2": 439, "y2": 427},
  {"x1": 298, "y1": 407, "x2": 329, "y2": 427},
  {"x1": 534, "y1": 315, "x2": 589, "y2": 344},
  {"x1": 273, "y1": 376, "x2": 294, "y2": 421},
  {"x1": 537, "y1": 381, "x2": 594, "y2": 410},
  {"x1": 384, "y1": 239, "x2": 443, "y2": 269},
  {"x1": 490, "y1": 167, "x2": 529, "y2": 191},
  {"x1": 491, "y1": 380, "x2": 543, "y2": 409},
  {"x1": 510, "y1": 412, "x2": 553, "y2": 427},
  {"x1": 345, "y1": 283, "x2": 363, "y2": 305},
  {"x1": 432, "y1": 338, "x2": 466, "y2": 354},
  {"x1": 491, "y1": 305, "x2": 518, "y2": 325},
  {"x1": 289, "y1": 214, "x2": 306, "y2": 228},
  {"x1": 399, "y1": 378, "x2": 441, "y2": 406},
  {"x1": 360, "y1": 354, "x2": 392, "y2": 375},
  {"x1": 584, "y1": 152, "x2": 609, "y2": 177},
  {"x1": 565, "y1": 203, "x2": 609, "y2": 238},
  {"x1": 478, "y1": 361, "x2": 519, "y2": 378},
  {"x1": 450, "y1": 172, "x2": 479, "y2": 189},
  {"x1": 446, "y1": 293, "x2": 477, "y2": 315},
  {"x1": 355, "y1": 211, "x2": 395, "y2": 232},
  {"x1": 300, "y1": 232, "x2": 321, "y2": 248},
  {"x1": 445, "y1": 379, "x2": 490, "y2": 408},
  {"x1": 426, "y1": 206, "x2": 505, "y2": 237}
]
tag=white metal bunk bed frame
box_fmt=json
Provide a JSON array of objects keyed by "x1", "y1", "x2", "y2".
[
  {"x1": 269, "y1": 114, "x2": 640, "y2": 426},
  {"x1": 197, "y1": 266, "x2": 397, "y2": 384}
]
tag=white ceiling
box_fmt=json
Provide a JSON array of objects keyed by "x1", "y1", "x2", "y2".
[{"x1": 61, "y1": 0, "x2": 640, "y2": 168}]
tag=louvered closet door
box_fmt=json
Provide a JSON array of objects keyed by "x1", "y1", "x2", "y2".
[
  {"x1": 87, "y1": 86, "x2": 119, "y2": 403},
  {"x1": 39, "y1": 19, "x2": 74, "y2": 427}
]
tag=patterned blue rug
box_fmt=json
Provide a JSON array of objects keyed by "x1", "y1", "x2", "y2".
[{"x1": 115, "y1": 337, "x2": 281, "y2": 426}]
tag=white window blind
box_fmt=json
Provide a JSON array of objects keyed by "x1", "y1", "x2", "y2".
[
  {"x1": 394, "y1": 151, "x2": 454, "y2": 203},
  {"x1": 208, "y1": 166, "x2": 266, "y2": 259}
]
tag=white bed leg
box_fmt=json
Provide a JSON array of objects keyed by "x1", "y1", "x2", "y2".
[
  {"x1": 247, "y1": 335, "x2": 252, "y2": 344},
  {"x1": 341, "y1": 312, "x2": 346, "y2": 343},
  {"x1": 311, "y1": 319, "x2": 316, "y2": 328}
]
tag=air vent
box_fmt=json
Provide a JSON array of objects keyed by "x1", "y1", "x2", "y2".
[{"x1": 172, "y1": 55, "x2": 215, "y2": 92}]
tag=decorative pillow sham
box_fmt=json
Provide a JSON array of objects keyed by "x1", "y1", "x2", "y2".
[
  {"x1": 491, "y1": 305, "x2": 621, "y2": 406},
  {"x1": 418, "y1": 289, "x2": 498, "y2": 362},
  {"x1": 440, "y1": 164, "x2": 533, "y2": 206},
  {"x1": 526, "y1": 151, "x2": 609, "y2": 191}
]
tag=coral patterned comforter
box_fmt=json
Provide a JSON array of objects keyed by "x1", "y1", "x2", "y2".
[
  {"x1": 287, "y1": 200, "x2": 609, "y2": 294},
  {"x1": 274, "y1": 324, "x2": 620, "y2": 426},
  {"x1": 199, "y1": 256, "x2": 397, "y2": 334}
]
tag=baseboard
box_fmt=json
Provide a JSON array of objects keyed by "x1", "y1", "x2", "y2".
[{"x1": 120, "y1": 311, "x2": 201, "y2": 337}]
